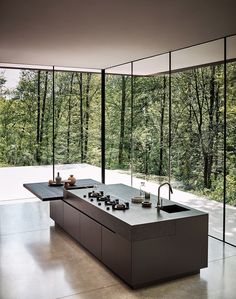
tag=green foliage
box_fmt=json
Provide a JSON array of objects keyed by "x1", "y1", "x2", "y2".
[
  {"x1": 0, "y1": 70, "x2": 101, "y2": 167},
  {"x1": 0, "y1": 62, "x2": 236, "y2": 206}
]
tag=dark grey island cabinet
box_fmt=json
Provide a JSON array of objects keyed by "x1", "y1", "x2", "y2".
[
  {"x1": 50, "y1": 184, "x2": 208, "y2": 289},
  {"x1": 51, "y1": 201, "x2": 102, "y2": 260},
  {"x1": 102, "y1": 226, "x2": 132, "y2": 282},
  {"x1": 50, "y1": 199, "x2": 64, "y2": 227},
  {"x1": 63, "y1": 202, "x2": 80, "y2": 241},
  {"x1": 80, "y1": 212, "x2": 102, "y2": 260}
]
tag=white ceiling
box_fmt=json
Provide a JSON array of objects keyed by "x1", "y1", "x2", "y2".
[{"x1": 0, "y1": 0, "x2": 236, "y2": 70}]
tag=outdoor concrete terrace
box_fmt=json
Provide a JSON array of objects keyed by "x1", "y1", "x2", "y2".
[{"x1": 0, "y1": 163, "x2": 235, "y2": 245}]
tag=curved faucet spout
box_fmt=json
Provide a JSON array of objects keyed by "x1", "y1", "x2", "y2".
[{"x1": 157, "y1": 182, "x2": 173, "y2": 209}]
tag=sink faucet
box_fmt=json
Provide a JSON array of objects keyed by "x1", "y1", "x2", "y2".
[{"x1": 157, "y1": 182, "x2": 173, "y2": 209}]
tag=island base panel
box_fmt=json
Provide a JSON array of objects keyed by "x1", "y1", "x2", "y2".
[
  {"x1": 63, "y1": 202, "x2": 80, "y2": 241},
  {"x1": 131, "y1": 215, "x2": 208, "y2": 286},
  {"x1": 50, "y1": 200, "x2": 64, "y2": 227},
  {"x1": 80, "y1": 212, "x2": 102, "y2": 260},
  {"x1": 102, "y1": 226, "x2": 132, "y2": 283}
]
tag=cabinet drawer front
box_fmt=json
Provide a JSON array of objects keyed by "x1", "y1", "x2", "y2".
[
  {"x1": 50, "y1": 200, "x2": 64, "y2": 227},
  {"x1": 102, "y1": 227, "x2": 131, "y2": 283},
  {"x1": 80, "y1": 213, "x2": 102, "y2": 260},
  {"x1": 63, "y1": 203, "x2": 80, "y2": 241}
]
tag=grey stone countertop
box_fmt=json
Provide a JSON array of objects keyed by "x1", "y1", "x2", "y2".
[{"x1": 65, "y1": 183, "x2": 208, "y2": 226}]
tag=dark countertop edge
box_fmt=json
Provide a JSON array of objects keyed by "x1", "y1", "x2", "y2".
[
  {"x1": 23, "y1": 183, "x2": 63, "y2": 201},
  {"x1": 23, "y1": 179, "x2": 99, "y2": 201},
  {"x1": 23, "y1": 183, "x2": 45, "y2": 201},
  {"x1": 131, "y1": 212, "x2": 209, "y2": 228}
]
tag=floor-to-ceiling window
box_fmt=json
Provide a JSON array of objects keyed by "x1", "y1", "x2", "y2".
[
  {"x1": 131, "y1": 54, "x2": 170, "y2": 192},
  {"x1": 0, "y1": 68, "x2": 53, "y2": 167},
  {"x1": 105, "y1": 63, "x2": 132, "y2": 185},
  {"x1": 123, "y1": 36, "x2": 236, "y2": 246},
  {"x1": 171, "y1": 40, "x2": 224, "y2": 241},
  {"x1": 0, "y1": 67, "x2": 102, "y2": 201},
  {"x1": 0, "y1": 68, "x2": 53, "y2": 200},
  {"x1": 226, "y1": 35, "x2": 236, "y2": 245},
  {"x1": 104, "y1": 34, "x2": 236, "y2": 247},
  {"x1": 53, "y1": 70, "x2": 101, "y2": 182}
]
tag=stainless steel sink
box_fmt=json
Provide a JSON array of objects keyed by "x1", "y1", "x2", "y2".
[{"x1": 160, "y1": 204, "x2": 189, "y2": 213}]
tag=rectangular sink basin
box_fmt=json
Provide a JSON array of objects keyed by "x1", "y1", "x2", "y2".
[{"x1": 160, "y1": 204, "x2": 189, "y2": 213}]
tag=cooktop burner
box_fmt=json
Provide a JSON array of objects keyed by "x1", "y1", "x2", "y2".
[
  {"x1": 87, "y1": 191, "x2": 129, "y2": 210},
  {"x1": 97, "y1": 195, "x2": 110, "y2": 202},
  {"x1": 112, "y1": 202, "x2": 129, "y2": 210},
  {"x1": 88, "y1": 190, "x2": 104, "y2": 198},
  {"x1": 105, "y1": 199, "x2": 119, "y2": 206}
]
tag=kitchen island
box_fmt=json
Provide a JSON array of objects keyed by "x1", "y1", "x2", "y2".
[{"x1": 50, "y1": 183, "x2": 208, "y2": 288}]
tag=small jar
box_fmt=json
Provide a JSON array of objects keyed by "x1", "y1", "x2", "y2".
[
  {"x1": 64, "y1": 181, "x2": 70, "y2": 189},
  {"x1": 144, "y1": 191, "x2": 151, "y2": 202},
  {"x1": 68, "y1": 174, "x2": 76, "y2": 186}
]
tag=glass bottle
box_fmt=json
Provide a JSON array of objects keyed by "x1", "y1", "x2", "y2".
[
  {"x1": 56, "y1": 172, "x2": 62, "y2": 185},
  {"x1": 140, "y1": 181, "x2": 145, "y2": 197}
]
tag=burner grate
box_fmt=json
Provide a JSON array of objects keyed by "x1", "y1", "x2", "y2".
[
  {"x1": 112, "y1": 202, "x2": 129, "y2": 210},
  {"x1": 87, "y1": 191, "x2": 129, "y2": 210},
  {"x1": 88, "y1": 190, "x2": 104, "y2": 198}
]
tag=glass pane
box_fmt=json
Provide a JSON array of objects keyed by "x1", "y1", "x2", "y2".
[
  {"x1": 226, "y1": 35, "x2": 236, "y2": 245},
  {"x1": 132, "y1": 54, "x2": 169, "y2": 193},
  {"x1": 105, "y1": 63, "x2": 132, "y2": 185},
  {"x1": 54, "y1": 71, "x2": 101, "y2": 183},
  {"x1": 171, "y1": 40, "x2": 224, "y2": 241},
  {"x1": 0, "y1": 68, "x2": 53, "y2": 201}
]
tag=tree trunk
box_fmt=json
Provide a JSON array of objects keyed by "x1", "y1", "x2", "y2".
[
  {"x1": 214, "y1": 73, "x2": 220, "y2": 179},
  {"x1": 67, "y1": 73, "x2": 74, "y2": 162},
  {"x1": 38, "y1": 71, "x2": 48, "y2": 163},
  {"x1": 79, "y1": 73, "x2": 84, "y2": 162},
  {"x1": 36, "y1": 71, "x2": 41, "y2": 163},
  {"x1": 192, "y1": 69, "x2": 211, "y2": 188},
  {"x1": 54, "y1": 85, "x2": 64, "y2": 141},
  {"x1": 158, "y1": 75, "x2": 166, "y2": 176},
  {"x1": 84, "y1": 73, "x2": 92, "y2": 162},
  {"x1": 118, "y1": 76, "x2": 126, "y2": 165},
  {"x1": 203, "y1": 66, "x2": 215, "y2": 189},
  {"x1": 203, "y1": 152, "x2": 213, "y2": 189}
]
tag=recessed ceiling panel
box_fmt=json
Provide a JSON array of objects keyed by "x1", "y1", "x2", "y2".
[
  {"x1": 133, "y1": 54, "x2": 169, "y2": 76},
  {"x1": 172, "y1": 39, "x2": 224, "y2": 71},
  {"x1": 227, "y1": 35, "x2": 236, "y2": 60},
  {"x1": 106, "y1": 63, "x2": 131, "y2": 75}
]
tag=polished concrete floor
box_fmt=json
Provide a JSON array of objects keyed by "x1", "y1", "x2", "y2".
[{"x1": 1, "y1": 201, "x2": 236, "y2": 299}]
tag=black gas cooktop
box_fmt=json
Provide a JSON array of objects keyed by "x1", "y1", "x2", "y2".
[{"x1": 87, "y1": 190, "x2": 129, "y2": 210}]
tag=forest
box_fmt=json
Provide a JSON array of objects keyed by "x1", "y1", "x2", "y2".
[{"x1": 0, "y1": 62, "x2": 236, "y2": 205}]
